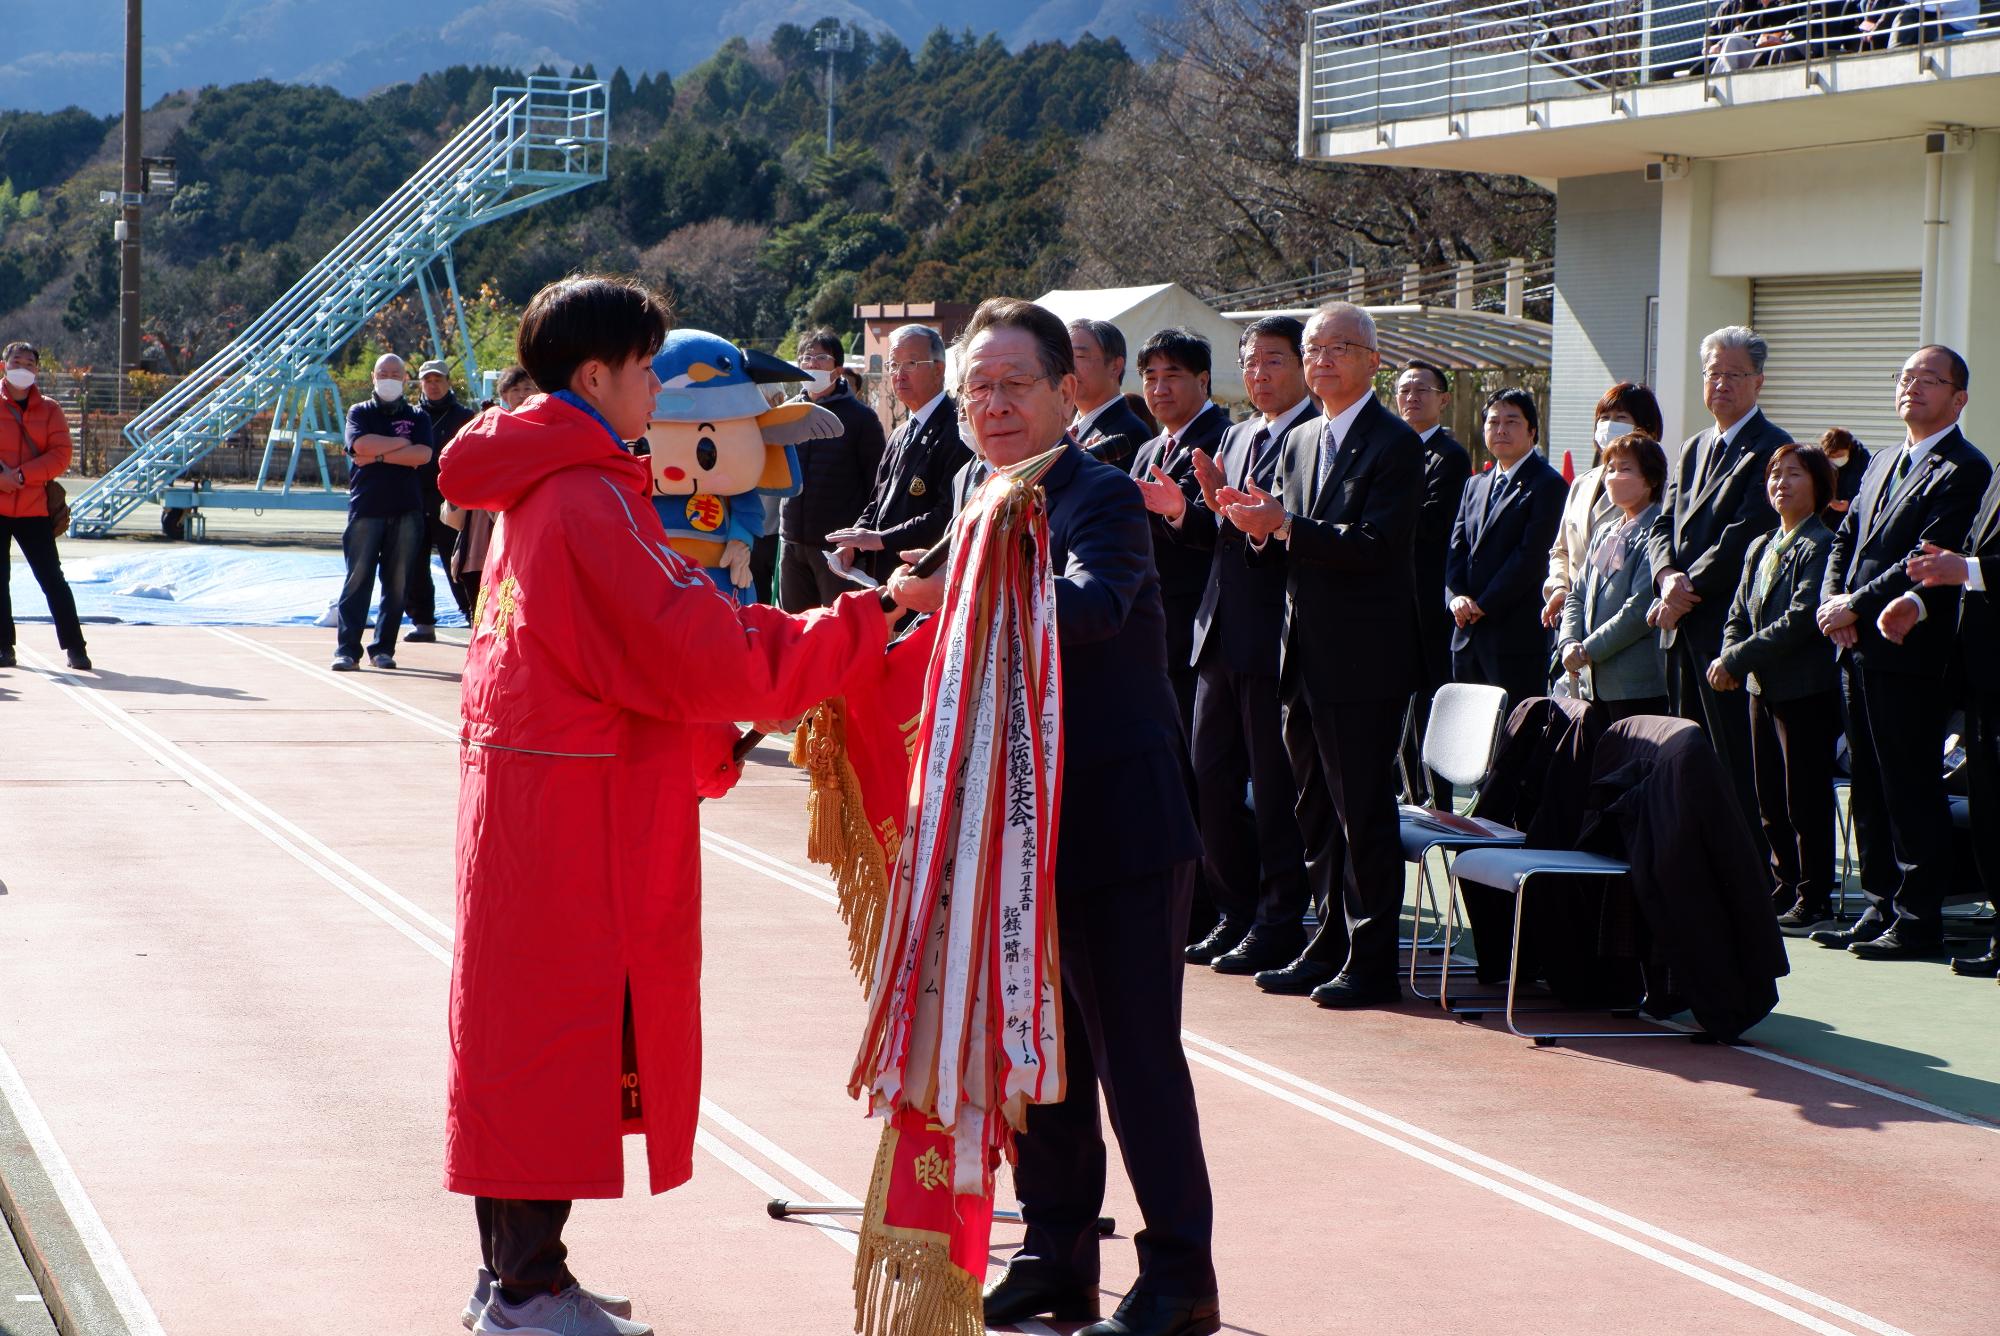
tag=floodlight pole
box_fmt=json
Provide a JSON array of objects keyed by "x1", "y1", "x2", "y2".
[
  {"x1": 816, "y1": 25, "x2": 854, "y2": 156},
  {"x1": 119, "y1": 0, "x2": 142, "y2": 371}
]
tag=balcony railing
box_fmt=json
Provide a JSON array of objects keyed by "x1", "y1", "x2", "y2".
[{"x1": 1306, "y1": 1, "x2": 1991, "y2": 140}]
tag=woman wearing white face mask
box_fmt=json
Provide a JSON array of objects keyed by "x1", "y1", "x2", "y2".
[
  {"x1": 0, "y1": 341, "x2": 89, "y2": 671},
  {"x1": 1541, "y1": 382, "x2": 1665, "y2": 630},
  {"x1": 1557, "y1": 430, "x2": 1670, "y2": 720},
  {"x1": 775, "y1": 327, "x2": 885, "y2": 613}
]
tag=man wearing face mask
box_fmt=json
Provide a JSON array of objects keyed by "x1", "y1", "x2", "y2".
[
  {"x1": 0, "y1": 342, "x2": 89, "y2": 671},
  {"x1": 779, "y1": 328, "x2": 885, "y2": 611},
  {"x1": 335, "y1": 353, "x2": 434, "y2": 672}
]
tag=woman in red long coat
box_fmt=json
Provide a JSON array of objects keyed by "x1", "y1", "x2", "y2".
[{"x1": 438, "y1": 276, "x2": 900, "y2": 1336}]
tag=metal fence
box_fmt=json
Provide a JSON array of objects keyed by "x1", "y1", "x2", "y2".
[
  {"x1": 1306, "y1": 0, "x2": 1991, "y2": 137},
  {"x1": 1210, "y1": 253, "x2": 1553, "y2": 320},
  {"x1": 38, "y1": 370, "x2": 353, "y2": 484}
]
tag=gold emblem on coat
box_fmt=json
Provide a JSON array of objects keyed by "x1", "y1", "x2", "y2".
[
  {"x1": 908, "y1": 477, "x2": 926, "y2": 498},
  {"x1": 911, "y1": 1147, "x2": 949, "y2": 1192},
  {"x1": 685, "y1": 493, "x2": 725, "y2": 532}
]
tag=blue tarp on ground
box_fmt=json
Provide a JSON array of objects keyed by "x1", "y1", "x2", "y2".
[{"x1": 7, "y1": 547, "x2": 470, "y2": 628}]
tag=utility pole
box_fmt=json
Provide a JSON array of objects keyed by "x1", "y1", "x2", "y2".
[
  {"x1": 815, "y1": 25, "x2": 854, "y2": 157},
  {"x1": 118, "y1": 0, "x2": 142, "y2": 371}
]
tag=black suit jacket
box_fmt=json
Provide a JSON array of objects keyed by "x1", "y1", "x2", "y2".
[
  {"x1": 1823, "y1": 427, "x2": 1992, "y2": 678},
  {"x1": 1417, "y1": 426, "x2": 1474, "y2": 684},
  {"x1": 778, "y1": 381, "x2": 886, "y2": 545},
  {"x1": 1175, "y1": 405, "x2": 1321, "y2": 677},
  {"x1": 1129, "y1": 402, "x2": 1231, "y2": 672},
  {"x1": 1645, "y1": 408, "x2": 1791, "y2": 654},
  {"x1": 1078, "y1": 396, "x2": 1153, "y2": 474},
  {"x1": 1445, "y1": 451, "x2": 1567, "y2": 659},
  {"x1": 854, "y1": 395, "x2": 970, "y2": 580},
  {"x1": 1718, "y1": 516, "x2": 1838, "y2": 702},
  {"x1": 1248, "y1": 394, "x2": 1424, "y2": 704},
  {"x1": 950, "y1": 443, "x2": 1200, "y2": 888},
  {"x1": 1951, "y1": 473, "x2": 2000, "y2": 698}
]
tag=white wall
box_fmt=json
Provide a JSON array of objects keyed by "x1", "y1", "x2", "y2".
[
  {"x1": 1550, "y1": 173, "x2": 1662, "y2": 470},
  {"x1": 1709, "y1": 142, "x2": 1925, "y2": 277}
]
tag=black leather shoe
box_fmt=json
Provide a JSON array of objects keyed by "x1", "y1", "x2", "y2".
[
  {"x1": 1849, "y1": 927, "x2": 1945, "y2": 960},
  {"x1": 1253, "y1": 957, "x2": 1338, "y2": 995},
  {"x1": 1775, "y1": 898, "x2": 1834, "y2": 934},
  {"x1": 1311, "y1": 973, "x2": 1404, "y2": 1009},
  {"x1": 1811, "y1": 915, "x2": 1888, "y2": 949},
  {"x1": 0, "y1": 649, "x2": 14, "y2": 668},
  {"x1": 1079, "y1": 1291, "x2": 1221, "y2": 1336},
  {"x1": 982, "y1": 1265, "x2": 1099, "y2": 1326},
  {"x1": 1948, "y1": 945, "x2": 2000, "y2": 977},
  {"x1": 1211, "y1": 926, "x2": 1306, "y2": 975},
  {"x1": 1184, "y1": 919, "x2": 1247, "y2": 966},
  {"x1": 65, "y1": 648, "x2": 91, "y2": 671}
]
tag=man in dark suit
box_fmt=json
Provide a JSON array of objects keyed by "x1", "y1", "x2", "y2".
[
  {"x1": 1216, "y1": 302, "x2": 1424, "y2": 1010},
  {"x1": 1646, "y1": 325, "x2": 1791, "y2": 850},
  {"x1": 1445, "y1": 388, "x2": 1567, "y2": 710},
  {"x1": 1137, "y1": 317, "x2": 1317, "y2": 976},
  {"x1": 1908, "y1": 460, "x2": 2000, "y2": 977},
  {"x1": 891, "y1": 299, "x2": 1217, "y2": 1336},
  {"x1": 1395, "y1": 359, "x2": 1473, "y2": 803},
  {"x1": 828, "y1": 323, "x2": 968, "y2": 583},
  {"x1": 779, "y1": 329, "x2": 886, "y2": 611},
  {"x1": 1810, "y1": 344, "x2": 1992, "y2": 959},
  {"x1": 1070, "y1": 317, "x2": 1153, "y2": 472}
]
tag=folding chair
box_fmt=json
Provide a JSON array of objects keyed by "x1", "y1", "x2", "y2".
[
  {"x1": 1446, "y1": 847, "x2": 1698, "y2": 1047},
  {"x1": 1398, "y1": 683, "x2": 1523, "y2": 1000}
]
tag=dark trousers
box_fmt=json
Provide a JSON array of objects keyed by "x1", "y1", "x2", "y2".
[
  {"x1": 1283, "y1": 690, "x2": 1407, "y2": 983},
  {"x1": 1452, "y1": 644, "x2": 1546, "y2": 719},
  {"x1": 1967, "y1": 689, "x2": 2000, "y2": 949},
  {"x1": 0, "y1": 513, "x2": 85, "y2": 651},
  {"x1": 778, "y1": 538, "x2": 848, "y2": 612},
  {"x1": 1666, "y1": 632, "x2": 1765, "y2": 855},
  {"x1": 407, "y1": 513, "x2": 467, "y2": 627},
  {"x1": 1749, "y1": 690, "x2": 1839, "y2": 906},
  {"x1": 1842, "y1": 662, "x2": 1953, "y2": 930},
  {"x1": 338, "y1": 511, "x2": 421, "y2": 660},
  {"x1": 750, "y1": 533, "x2": 779, "y2": 605},
  {"x1": 475, "y1": 1197, "x2": 573, "y2": 1304},
  {"x1": 1013, "y1": 862, "x2": 1216, "y2": 1298},
  {"x1": 1191, "y1": 659, "x2": 1309, "y2": 932}
]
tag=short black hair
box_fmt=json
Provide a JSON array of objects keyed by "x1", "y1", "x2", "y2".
[
  {"x1": 1916, "y1": 344, "x2": 1970, "y2": 391},
  {"x1": 2, "y1": 342, "x2": 39, "y2": 364},
  {"x1": 1769, "y1": 441, "x2": 1838, "y2": 512},
  {"x1": 1594, "y1": 382, "x2": 1664, "y2": 441},
  {"x1": 1068, "y1": 318, "x2": 1126, "y2": 368},
  {"x1": 1138, "y1": 327, "x2": 1211, "y2": 379},
  {"x1": 1239, "y1": 316, "x2": 1305, "y2": 360},
  {"x1": 495, "y1": 365, "x2": 537, "y2": 395},
  {"x1": 1484, "y1": 386, "x2": 1540, "y2": 440},
  {"x1": 800, "y1": 327, "x2": 845, "y2": 362},
  {"x1": 957, "y1": 298, "x2": 1075, "y2": 382},
  {"x1": 516, "y1": 274, "x2": 673, "y2": 395},
  {"x1": 1401, "y1": 359, "x2": 1450, "y2": 394}
]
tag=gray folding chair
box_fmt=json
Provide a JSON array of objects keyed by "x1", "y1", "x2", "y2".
[{"x1": 1398, "y1": 683, "x2": 1522, "y2": 1000}]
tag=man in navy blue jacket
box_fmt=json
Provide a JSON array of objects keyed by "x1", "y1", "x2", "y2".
[
  {"x1": 336, "y1": 353, "x2": 433, "y2": 672},
  {"x1": 889, "y1": 299, "x2": 1218, "y2": 1336}
]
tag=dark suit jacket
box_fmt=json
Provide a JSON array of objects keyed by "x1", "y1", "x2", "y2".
[
  {"x1": 1248, "y1": 394, "x2": 1424, "y2": 704},
  {"x1": 1823, "y1": 427, "x2": 1993, "y2": 678},
  {"x1": 951, "y1": 443, "x2": 1200, "y2": 888},
  {"x1": 1645, "y1": 408, "x2": 1792, "y2": 654},
  {"x1": 1718, "y1": 515, "x2": 1838, "y2": 702},
  {"x1": 1130, "y1": 402, "x2": 1231, "y2": 672},
  {"x1": 1956, "y1": 472, "x2": 2000, "y2": 688},
  {"x1": 1174, "y1": 404, "x2": 1322, "y2": 678},
  {"x1": 1417, "y1": 426, "x2": 1474, "y2": 682},
  {"x1": 854, "y1": 395, "x2": 970, "y2": 580},
  {"x1": 1823, "y1": 443, "x2": 1871, "y2": 530},
  {"x1": 1078, "y1": 396, "x2": 1153, "y2": 474},
  {"x1": 778, "y1": 381, "x2": 886, "y2": 546},
  {"x1": 1445, "y1": 451, "x2": 1568, "y2": 659}
]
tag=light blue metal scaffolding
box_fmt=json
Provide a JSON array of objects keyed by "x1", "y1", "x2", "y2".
[{"x1": 69, "y1": 75, "x2": 610, "y2": 538}]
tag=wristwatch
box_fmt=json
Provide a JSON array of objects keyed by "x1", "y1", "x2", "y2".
[{"x1": 1274, "y1": 514, "x2": 1293, "y2": 545}]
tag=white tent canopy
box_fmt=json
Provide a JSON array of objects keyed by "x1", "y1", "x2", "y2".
[{"x1": 1035, "y1": 283, "x2": 1249, "y2": 402}]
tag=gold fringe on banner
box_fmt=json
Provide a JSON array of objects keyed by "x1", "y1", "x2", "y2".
[
  {"x1": 790, "y1": 700, "x2": 892, "y2": 992},
  {"x1": 852, "y1": 1125, "x2": 986, "y2": 1336}
]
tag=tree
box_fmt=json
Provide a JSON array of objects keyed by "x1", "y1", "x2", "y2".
[
  {"x1": 637, "y1": 219, "x2": 783, "y2": 342},
  {"x1": 63, "y1": 227, "x2": 118, "y2": 338}
]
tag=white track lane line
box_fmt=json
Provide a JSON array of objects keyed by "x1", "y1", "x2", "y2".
[
  {"x1": 0, "y1": 1042, "x2": 167, "y2": 1336},
  {"x1": 194, "y1": 630, "x2": 1930, "y2": 1333}
]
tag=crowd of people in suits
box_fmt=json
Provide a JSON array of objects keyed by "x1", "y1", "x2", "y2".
[{"x1": 780, "y1": 308, "x2": 2000, "y2": 1015}]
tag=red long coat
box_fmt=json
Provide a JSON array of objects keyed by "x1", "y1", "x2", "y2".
[{"x1": 438, "y1": 395, "x2": 889, "y2": 1199}]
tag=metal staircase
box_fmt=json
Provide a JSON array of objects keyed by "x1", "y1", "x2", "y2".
[{"x1": 69, "y1": 75, "x2": 610, "y2": 537}]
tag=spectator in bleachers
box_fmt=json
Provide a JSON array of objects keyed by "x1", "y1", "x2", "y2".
[
  {"x1": 1711, "y1": 443, "x2": 1842, "y2": 931},
  {"x1": 1557, "y1": 430, "x2": 1668, "y2": 721},
  {"x1": 1819, "y1": 427, "x2": 1871, "y2": 527},
  {"x1": 335, "y1": 353, "x2": 433, "y2": 672},
  {"x1": 0, "y1": 341, "x2": 88, "y2": 672},
  {"x1": 1543, "y1": 383, "x2": 1664, "y2": 631}
]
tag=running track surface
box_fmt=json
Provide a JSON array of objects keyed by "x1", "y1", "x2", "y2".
[{"x1": 0, "y1": 627, "x2": 1993, "y2": 1336}]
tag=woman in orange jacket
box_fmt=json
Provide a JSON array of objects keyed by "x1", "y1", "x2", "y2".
[{"x1": 0, "y1": 342, "x2": 88, "y2": 670}]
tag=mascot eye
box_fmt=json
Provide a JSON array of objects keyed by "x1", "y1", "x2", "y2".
[{"x1": 696, "y1": 435, "x2": 717, "y2": 470}]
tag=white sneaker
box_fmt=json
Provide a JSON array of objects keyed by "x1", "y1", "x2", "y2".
[
  {"x1": 474, "y1": 1282, "x2": 650, "y2": 1336},
  {"x1": 464, "y1": 1269, "x2": 633, "y2": 1329}
]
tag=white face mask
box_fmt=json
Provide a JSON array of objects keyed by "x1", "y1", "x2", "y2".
[
  {"x1": 4, "y1": 368, "x2": 35, "y2": 390},
  {"x1": 1594, "y1": 417, "x2": 1635, "y2": 450},
  {"x1": 374, "y1": 378, "x2": 405, "y2": 402},
  {"x1": 804, "y1": 369, "x2": 833, "y2": 393}
]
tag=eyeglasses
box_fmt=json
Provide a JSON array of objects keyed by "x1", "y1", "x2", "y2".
[
  {"x1": 1703, "y1": 369, "x2": 1758, "y2": 386},
  {"x1": 887, "y1": 359, "x2": 939, "y2": 375},
  {"x1": 1302, "y1": 341, "x2": 1376, "y2": 363},
  {"x1": 1894, "y1": 371, "x2": 1961, "y2": 391},
  {"x1": 960, "y1": 373, "x2": 1051, "y2": 406},
  {"x1": 1238, "y1": 354, "x2": 1297, "y2": 374},
  {"x1": 1395, "y1": 383, "x2": 1441, "y2": 397},
  {"x1": 795, "y1": 352, "x2": 837, "y2": 367}
]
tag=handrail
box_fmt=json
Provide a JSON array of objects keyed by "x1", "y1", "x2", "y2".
[{"x1": 1210, "y1": 254, "x2": 1552, "y2": 314}]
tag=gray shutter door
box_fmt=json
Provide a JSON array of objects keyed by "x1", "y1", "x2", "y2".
[{"x1": 1750, "y1": 273, "x2": 1920, "y2": 453}]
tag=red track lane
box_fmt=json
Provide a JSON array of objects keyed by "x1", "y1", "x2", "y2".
[{"x1": 0, "y1": 627, "x2": 1990, "y2": 1336}]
